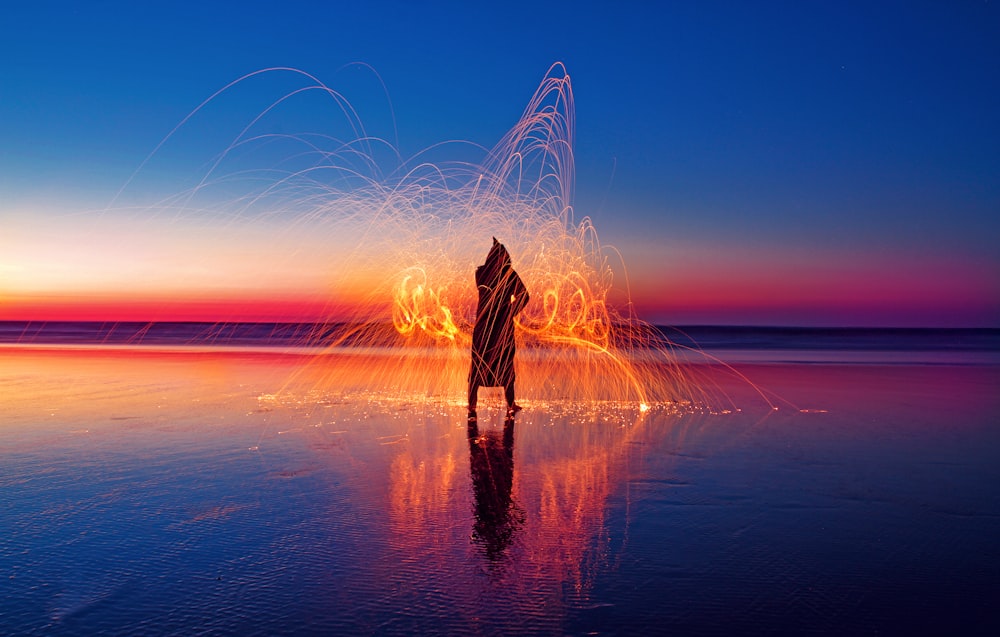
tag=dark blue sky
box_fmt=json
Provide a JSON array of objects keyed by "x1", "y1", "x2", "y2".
[{"x1": 2, "y1": 1, "x2": 998, "y2": 325}]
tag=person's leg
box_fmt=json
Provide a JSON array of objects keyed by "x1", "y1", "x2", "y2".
[
  {"x1": 468, "y1": 381, "x2": 479, "y2": 412},
  {"x1": 505, "y1": 382, "x2": 520, "y2": 412}
]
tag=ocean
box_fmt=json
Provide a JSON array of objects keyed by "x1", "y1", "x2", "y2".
[{"x1": 3, "y1": 321, "x2": 998, "y2": 364}]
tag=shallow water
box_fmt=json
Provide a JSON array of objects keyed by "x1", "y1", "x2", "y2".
[{"x1": 2, "y1": 348, "x2": 999, "y2": 635}]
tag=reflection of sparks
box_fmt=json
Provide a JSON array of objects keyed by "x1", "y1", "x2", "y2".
[{"x1": 122, "y1": 62, "x2": 768, "y2": 410}]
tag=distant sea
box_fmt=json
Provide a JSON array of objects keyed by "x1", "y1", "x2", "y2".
[
  {"x1": 2, "y1": 321, "x2": 998, "y2": 365},
  {"x1": 659, "y1": 325, "x2": 1000, "y2": 365}
]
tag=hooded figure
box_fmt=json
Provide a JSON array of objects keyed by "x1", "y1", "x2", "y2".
[{"x1": 468, "y1": 238, "x2": 529, "y2": 414}]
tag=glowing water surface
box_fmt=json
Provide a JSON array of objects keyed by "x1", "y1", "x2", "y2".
[{"x1": 2, "y1": 347, "x2": 998, "y2": 635}]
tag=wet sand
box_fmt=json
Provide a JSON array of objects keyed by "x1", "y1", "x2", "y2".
[{"x1": 2, "y1": 347, "x2": 998, "y2": 635}]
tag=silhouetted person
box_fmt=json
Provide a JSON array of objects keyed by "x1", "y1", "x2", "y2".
[
  {"x1": 467, "y1": 415, "x2": 521, "y2": 563},
  {"x1": 468, "y1": 238, "x2": 529, "y2": 415}
]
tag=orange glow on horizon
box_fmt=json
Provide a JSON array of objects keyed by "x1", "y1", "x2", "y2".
[{"x1": 613, "y1": 240, "x2": 1000, "y2": 326}]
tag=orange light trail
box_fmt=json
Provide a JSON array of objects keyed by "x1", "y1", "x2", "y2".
[
  {"x1": 7, "y1": 63, "x2": 762, "y2": 411},
  {"x1": 261, "y1": 63, "x2": 723, "y2": 409}
]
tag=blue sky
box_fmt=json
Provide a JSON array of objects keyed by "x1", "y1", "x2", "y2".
[{"x1": 2, "y1": 1, "x2": 998, "y2": 325}]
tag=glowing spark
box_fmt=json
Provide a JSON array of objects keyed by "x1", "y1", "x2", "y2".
[{"x1": 118, "y1": 62, "x2": 765, "y2": 411}]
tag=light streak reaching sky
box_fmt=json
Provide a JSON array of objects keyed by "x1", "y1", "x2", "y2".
[
  {"x1": 1, "y1": 62, "x2": 709, "y2": 409},
  {"x1": 6, "y1": 58, "x2": 754, "y2": 409},
  {"x1": 206, "y1": 63, "x2": 713, "y2": 407}
]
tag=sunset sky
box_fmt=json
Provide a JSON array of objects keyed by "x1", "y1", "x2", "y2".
[{"x1": 2, "y1": 1, "x2": 998, "y2": 326}]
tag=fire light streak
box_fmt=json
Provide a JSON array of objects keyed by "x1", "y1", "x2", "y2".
[{"x1": 122, "y1": 62, "x2": 753, "y2": 410}]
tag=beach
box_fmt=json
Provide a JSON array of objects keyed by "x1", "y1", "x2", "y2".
[{"x1": 2, "y1": 333, "x2": 999, "y2": 635}]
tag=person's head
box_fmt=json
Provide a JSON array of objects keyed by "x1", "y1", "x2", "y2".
[{"x1": 485, "y1": 237, "x2": 511, "y2": 269}]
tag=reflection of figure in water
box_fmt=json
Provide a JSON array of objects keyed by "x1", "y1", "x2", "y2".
[
  {"x1": 468, "y1": 237, "x2": 530, "y2": 416},
  {"x1": 467, "y1": 415, "x2": 522, "y2": 562}
]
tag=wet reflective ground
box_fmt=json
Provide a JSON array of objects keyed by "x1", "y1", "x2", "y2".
[{"x1": 2, "y1": 349, "x2": 999, "y2": 635}]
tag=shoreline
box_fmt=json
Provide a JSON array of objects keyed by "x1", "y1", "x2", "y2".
[{"x1": 3, "y1": 340, "x2": 998, "y2": 369}]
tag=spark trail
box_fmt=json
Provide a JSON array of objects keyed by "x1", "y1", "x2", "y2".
[{"x1": 124, "y1": 63, "x2": 739, "y2": 411}]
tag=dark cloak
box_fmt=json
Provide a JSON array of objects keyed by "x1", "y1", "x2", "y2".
[{"x1": 469, "y1": 239, "x2": 529, "y2": 388}]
